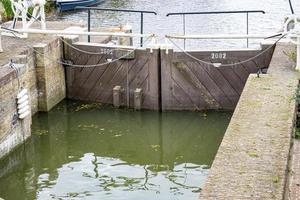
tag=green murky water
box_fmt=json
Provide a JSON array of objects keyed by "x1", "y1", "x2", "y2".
[{"x1": 0, "y1": 101, "x2": 232, "y2": 200}]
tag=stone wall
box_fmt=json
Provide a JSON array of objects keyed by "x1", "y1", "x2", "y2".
[
  {"x1": 199, "y1": 43, "x2": 298, "y2": 199},
  {"x1": 0, "y1": 38, "x2": 66, "y2": 159},
  {"x1": 34, "y1": 40, "x2": 66, "y2": 111}
]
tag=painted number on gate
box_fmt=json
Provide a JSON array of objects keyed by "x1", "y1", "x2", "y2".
[{"x1": 211, "y1": 52, "x2": 226, "y2": 59}]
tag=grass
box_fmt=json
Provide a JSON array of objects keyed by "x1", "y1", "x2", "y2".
[
  {"x1": 296, "y1": 129, "x2": 300, "y2": 139},
  {"x1": 284, "y1": 50, "x2": 297, "y2": 63},
  {"x1": 0, "y1": 0, "x2": 14, "y2": 21},
  {"x1": 0, "y1": 0, "x2": 56, "y2": 22}
]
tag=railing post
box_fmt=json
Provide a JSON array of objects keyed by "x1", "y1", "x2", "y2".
[
  {"x1": 76, "y1": 7, "x2": 157, "y2": 46},
  {"x1": 246, "y1": 12, "x2": 249, "y2": 48},
  {"x1": 166, "y1": 10, "x2": 265, "y2": 49},
  {"x1": 88, "y1": 9, "x2": 91, "y2": 42},
  {"x1": 183, "y1": 14, "x2": 186, "y2": 49},
  {"x1": 140, "y1": 12, "x2": 144, "y2": 47}
]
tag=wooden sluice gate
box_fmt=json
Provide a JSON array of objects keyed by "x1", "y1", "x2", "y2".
[
  {"x1": 65, "y1": 45, "x2": 161, "y2": 110},
  {"x1": 64, "y1": 41, "x2": 275, "y2": 111}
]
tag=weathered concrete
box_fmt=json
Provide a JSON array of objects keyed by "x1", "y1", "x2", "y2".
[
  {"x1": 0, "y1": 22, "x2": 69, "y2": 159},
  {"x1": 134, "y1": 88, "x2": 142, "y2": 110},
  {"x1": 200, "y1": 42, "x2": 299, "y2": 199},
  {"x1": 113, "y1": 85, "x2": 121, "y2": 108},
  {"x1": 34, "y1": 40, "x2": 66, "y2": 111},
  {"x1": 0, "y1": 60, "x2": 33, "y2": 159}
]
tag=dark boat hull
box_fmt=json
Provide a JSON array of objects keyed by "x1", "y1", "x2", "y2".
[{"x1": 57, "y1": 0, "x2": 104, "y2": 12}]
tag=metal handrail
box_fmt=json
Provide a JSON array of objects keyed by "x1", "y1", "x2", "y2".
[
  {"x1": 166, "y1": 10, "x2": 266, "y2": 48},
  {"x1": 166, "y1": 10, "x2": 265, "y2": 16},
  {"x1": 76, "y1": 6, "x2": 157, "y2": 46},
  {"x1": 288, "y1": 0, "x2": 294, "y2": 14},
  {"x1": 165, "y1": 34, "x2": 269, "y2": 39}
]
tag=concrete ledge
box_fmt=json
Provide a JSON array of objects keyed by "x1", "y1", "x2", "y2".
[{"x1": 200, "y1": 43, "x2": 299, "y2": 199}]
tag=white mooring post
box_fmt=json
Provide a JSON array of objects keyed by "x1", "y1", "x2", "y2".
[
  {"x1": 113, "y1": 86, "x2": 121, "y2": 108},
  {"x1": 134, "y1": 88, "x2": 142, "y2": 110}
]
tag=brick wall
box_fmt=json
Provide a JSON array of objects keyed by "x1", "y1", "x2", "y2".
[{"x1": 0, "y1": 38, "x2": 66, "y2": 159}]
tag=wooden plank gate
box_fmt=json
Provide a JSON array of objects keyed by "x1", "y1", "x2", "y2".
[{"x1": 64, "y1": 42, "x2": 274, "y2": 111}]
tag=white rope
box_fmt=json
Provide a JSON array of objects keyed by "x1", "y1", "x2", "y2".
[
  {"x1": 51, "y1": 37, "x2": 151, "y2": 67},
  {"x1": 167, "y1": 34, "x2": 286, "y2": 67},
  {"x1": 59, "y1": 37, "x2": 122, "y2": 55},
  {"x1": 3, "y1": 28, "x2": 152, "y2": 67},
  {"x1": 22, "y1": 12, "x2": 137, "y2": 56},
  {"x1": 22, "y1": 12, "x2": 142, "y2": 56}
]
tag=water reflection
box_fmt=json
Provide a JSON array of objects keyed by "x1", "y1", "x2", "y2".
[{"x1": 0, "y1": 100, "x2": 232, "y2": 200}]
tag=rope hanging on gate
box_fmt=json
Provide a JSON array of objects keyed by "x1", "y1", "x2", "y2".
[
  {"x1": 166, "y1": 34, "x2": 286, "y2": 68},
  {"x1": 2, "y1": 27, "x2": 154, "y2": 68},
  {"x1": 59, "y1": 37, "x2": 130, "y2": 56}
]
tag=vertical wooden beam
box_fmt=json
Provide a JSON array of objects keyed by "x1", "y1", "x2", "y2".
[
  {"x1": 62, "y1": 33, "x2": 80, "y2": 99},
  {"x1": 134, "y1": 88, "x2": 142, "y2": 110},
  {"x1": 113, "y1": 85, "x2": 121, "y2": 108},
  {"x1": 160, "y1": 48, "x2": 174, "y2": 111},
  {"x1": 146, "y1": 48, "x2": 160, "y2": 110}
]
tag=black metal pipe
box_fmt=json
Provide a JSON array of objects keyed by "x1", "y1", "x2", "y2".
[
  {"x1": 166, "y1": 10, "x2": 265, "y2": 16},
  {"x1": 246, "y1": 12, "x2": 249, "y2": 48},
  {"x1": 183, "y1": 14, "x2": 186, "y2": 49},
  {"x1": 288, "y1": 0, "x2": 295, "y2": 14},
  {"x1": 167, "y1": 10, "x2": 265, "y2": 48},
  {"x1": 264, "y1": 33, "x2": 283, "y2": 40},
  {"x1": 76, "y1": 6, "x2": 157, "y2": 15},
  {"x1": 140, "y1": 12, "x2": 144, "y2": 47},
  {"x1": 77, "y1": 6, "x2": 157, "y2": 46},
  {"x1": 88, "y1": 9, "x2": 91, "y2": 42}
]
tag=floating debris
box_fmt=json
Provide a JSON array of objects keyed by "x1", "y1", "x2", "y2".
[
  {"x1": 113, "y1": 134, "x2": 123, "y2": 137},
  {"x1": 75, "y1": 103, "x2": 102, "y2": 112},
  {"x1": 150, "y1": 145, "x2": 160, "y2": 151},
  {"x1": 77, "y1": 124, "x2": 99, "y2": 129},
  {"x1": 33, "y1": 129, "x2": 48, "y2": 136}
]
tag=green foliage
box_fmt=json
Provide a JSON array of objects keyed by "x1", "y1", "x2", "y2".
[
  {"x1": 44, "y1": 1, "x2": 56, "y2": 15},
  {"x1": 248, "y1": 152, "x2": 259, "y2": 158},
  {"x1": 75, "y1": 103, "x2": 102, "y2": 112},
  {"x1": 33, "y1": 129, "x2": 49, "y2": 136},
  {"x1": 284, "y1": 50, "x2": 297, "y2": 63},
  {"x1": 0, "y1": 0, "x2": 56, "y2": 22},
  {"x1": 295, "y1": 129, "x2": 300, "y2": 139},
  {"x1": 0, "y1": 0, "x2": 14, "y2": 20}
]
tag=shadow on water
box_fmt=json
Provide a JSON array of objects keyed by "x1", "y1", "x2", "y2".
[{"x1": 0, "y1": 100, "x2": 232, "y2": 200}]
